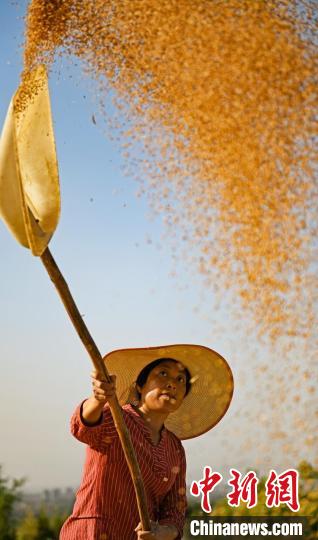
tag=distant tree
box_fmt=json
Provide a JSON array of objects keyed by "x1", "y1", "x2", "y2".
[
  {"x1": 0, "y1": 466, "x2": 70, "y2": 539},
  {"x1": 0, "y1": 465, "x2": 25, "y2": 540},
  {"x1": 50, "y1": 513, "x2": 68, "y2": 537},
  {"x1": 16, "y1": 510, "x2": 39, "y2": 540},
  {"x1": 37, "y1": 507, "x2": 54, "y2": 539},
  {"x1": 16, "y1": 506, "x2": 58, "y2": 540}
]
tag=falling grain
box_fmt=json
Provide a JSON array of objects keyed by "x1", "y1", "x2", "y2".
[
  {"x1": 22, "y1": 0, "x2": 317, "y2": 343},
  {"x1": 19, "y1": 0, "x2": 318, "y2": 465}
]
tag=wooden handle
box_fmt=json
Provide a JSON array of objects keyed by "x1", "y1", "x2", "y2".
[{"x1": 40, "y1": 247, "x2": 151, "y2": 531}]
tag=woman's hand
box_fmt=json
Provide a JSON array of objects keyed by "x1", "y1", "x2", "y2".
[
  {"x1": 135, "y1": 521, "x2": 178, "y2": 540},
  {"x1": 81, "y1": 371, "x2": 116, "y2": 425},
  {"x1": 91, "y1": 370, "x2": 116, "y2": 404}
]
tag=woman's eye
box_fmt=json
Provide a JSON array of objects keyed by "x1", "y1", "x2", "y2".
[
  {"x1": 159, "y1": 370, "x2": 167, "y2": 376},
  {"x1": 178, "y1": 376, "x2": 185, "y2": 383}
]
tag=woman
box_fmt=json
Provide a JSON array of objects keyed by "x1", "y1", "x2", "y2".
[{"x1": 60, "y1": 344, "x2": 233, "y2": 539}]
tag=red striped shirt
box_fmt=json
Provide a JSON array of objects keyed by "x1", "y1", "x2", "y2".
[{"x1": 60, "y1": 402, "x2": 187, "y2": 540}]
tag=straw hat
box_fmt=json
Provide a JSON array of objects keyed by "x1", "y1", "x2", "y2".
[{"x1": 104, "y1": 344, "x2": 234, "y2": 440}]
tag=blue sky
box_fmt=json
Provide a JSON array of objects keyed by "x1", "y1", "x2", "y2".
[{"x1": 0, "y1": 1, "x2": 316, "y2": 493}]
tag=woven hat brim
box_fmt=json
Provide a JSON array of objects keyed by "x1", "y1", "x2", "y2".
[{"x1": 103, "y1": 344, "x2": 234, "y2": 440}]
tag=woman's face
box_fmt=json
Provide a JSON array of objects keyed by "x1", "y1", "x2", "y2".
[{"x1": 137, "y1": 360, "x2": 187, "y2": 414}]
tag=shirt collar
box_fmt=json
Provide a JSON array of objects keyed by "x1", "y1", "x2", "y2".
[{"x1": 124, "y1": 403, "x2": 167, "y2": 445}]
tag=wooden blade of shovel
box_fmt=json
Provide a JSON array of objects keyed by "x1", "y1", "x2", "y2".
[{"x1": 0, "y1": 66, "x2": 151, "y2": 531}]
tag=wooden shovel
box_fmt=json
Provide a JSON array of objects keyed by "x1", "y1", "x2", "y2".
[{"x1": 0, "y1": 65, "x2": 151, "y2": 531}]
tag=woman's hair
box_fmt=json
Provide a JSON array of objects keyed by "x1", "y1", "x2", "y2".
[{"x1": 136, "y1": 357, "x2": 191, "y2": 397}]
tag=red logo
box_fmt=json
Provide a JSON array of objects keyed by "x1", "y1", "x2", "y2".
[
  {"x1": 227, "y1": 469, "x2": 259, "y2": 508},
  {"x1": 265, "y1": 469, "x2": 300, "y2": 512},
  {"x1": 190, "y1": 467, "x2": 300, "y2": 513},
  {"x1": 190, "y1": 466, "x2": 223, "y2": 513}
]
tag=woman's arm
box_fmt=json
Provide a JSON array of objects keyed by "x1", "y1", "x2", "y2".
[
  {"x1": 81, "y1": 371, "x2": 116, "y2": 424},
  {"x1": 70, "y1": 371, "x2": 118, "y2": 448},
  {"x1": 81, "y1": 396, "x2": 104, "y2": 425}
]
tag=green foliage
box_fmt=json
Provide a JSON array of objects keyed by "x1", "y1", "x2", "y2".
[
  {"x1": 49, "y1": 513, "x2": 68, "y2": 535},
  {"x1": 16, "y1": 510, "x2": 39, "y2": 540},
  {"x1": 15, "y1": 505, "x2": 68, "y2": 540},
  {"x1": 0, "y1": 466, "x2": 69, "y2": 540},
  {"x1": 0, "y1": 465, "x2": 25, "y2": 540},
  {"x1": 36, "y1": 508, "x2": 53, "y2": 539}
]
